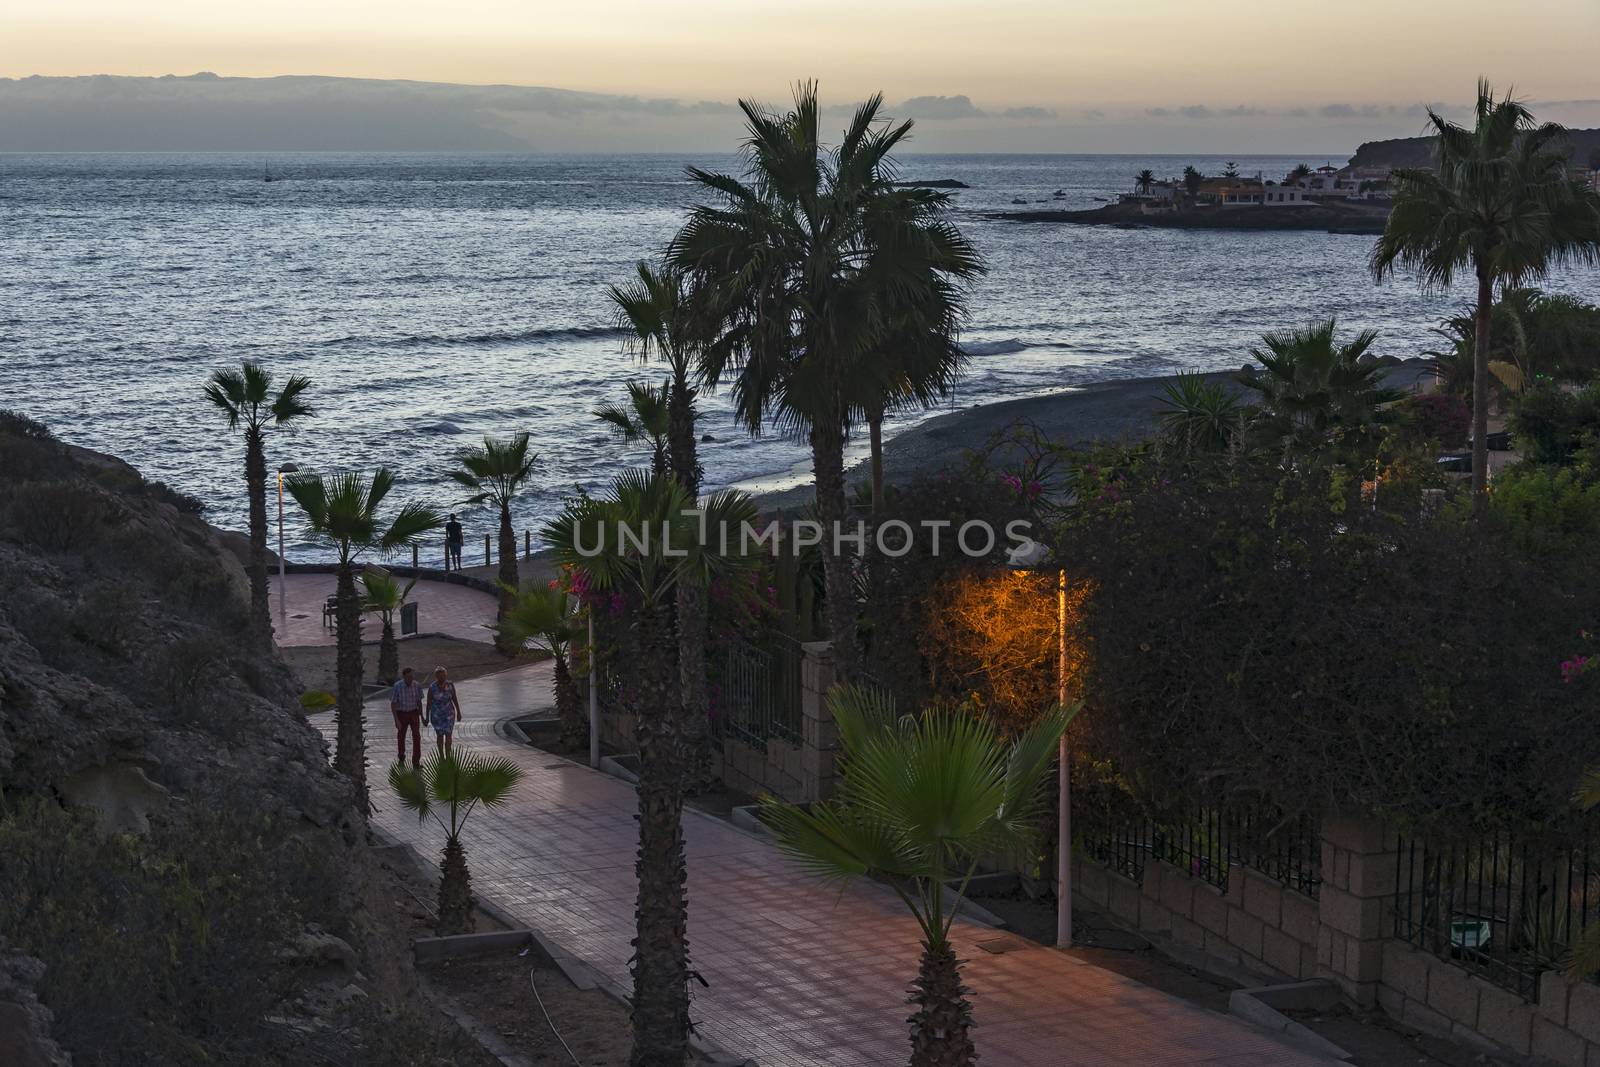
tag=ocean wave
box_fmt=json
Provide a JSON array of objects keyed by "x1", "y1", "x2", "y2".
[
  {"x1": 319, "y1": 324, "x2": 626, "y2": 349},
  {"x1": 962, "y1": 338, "x2": 1030, "y2": 357}
]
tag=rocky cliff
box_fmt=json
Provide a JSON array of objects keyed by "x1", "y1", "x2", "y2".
[
  {"x1": 1350, "y1": 127, "x2": 1600, "y2": 170},
  {"x1": 0, "y1": 411, "x2": 466, "y2": 1065}
]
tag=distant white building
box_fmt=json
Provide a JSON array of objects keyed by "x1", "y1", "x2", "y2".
[{"x1": 1261, "y1": 181, "x2": 1305, "y2": 205}]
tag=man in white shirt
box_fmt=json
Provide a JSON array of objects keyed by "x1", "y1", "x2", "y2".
[{"x1": 391, "y1": 667, "x2": 424, "y2": 768}]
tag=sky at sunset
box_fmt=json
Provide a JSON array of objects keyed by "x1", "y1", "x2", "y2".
[{"x1": 5, "y1": 0, "x2": 1598, "y2": 152}]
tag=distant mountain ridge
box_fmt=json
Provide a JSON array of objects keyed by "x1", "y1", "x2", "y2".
[{"x1": 1350, "y1": 128, "x2": 1600, "y2": 170}]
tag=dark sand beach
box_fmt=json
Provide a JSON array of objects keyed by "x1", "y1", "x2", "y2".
[{"x1": 748, "y1": 360, "x2": 1435, "y2": 513}]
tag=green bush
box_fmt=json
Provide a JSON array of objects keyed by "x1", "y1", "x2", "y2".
[
  {"x1": 1509, "y1": 383, "x2": 1600, "y2": 465},
  {"x1": 1488, "y1": 464, "x2": 1600, "y2": 557}
]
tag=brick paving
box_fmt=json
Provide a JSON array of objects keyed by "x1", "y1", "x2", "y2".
[
  {"x1": 269, "y1": 572, "x2": 498, "y2": 648},
  {"x1": 318, "y1": 662, "x2": 1328, "y2": 1066}
]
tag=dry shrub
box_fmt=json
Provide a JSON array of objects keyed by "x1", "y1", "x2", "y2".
[{"x1": 3, "y1": 481, "x2": 124, "y2": 554}]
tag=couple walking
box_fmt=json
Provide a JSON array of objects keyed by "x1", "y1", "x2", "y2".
[{"x1": 389, "y1": 665, "x2": 463, "y2": 767}]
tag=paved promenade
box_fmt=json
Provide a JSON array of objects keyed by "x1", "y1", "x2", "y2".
[
  {"x1": 269, "y1": 572, "x2": 497, "y2": 647},
  {"x1": 319, "y1": 663, "x2": 1327, "y2": 1066}
]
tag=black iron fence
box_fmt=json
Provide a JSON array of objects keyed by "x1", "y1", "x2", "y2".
[
  {"x1": 1392, "y1": 827, "x2": 1600, "y2": 1002},
  {"x1": 713, "y1": 634, "x2": 804, "y2": 750},
  {"x1": 1076, "y1": 791, "x2": 1322, "y2": 900}
]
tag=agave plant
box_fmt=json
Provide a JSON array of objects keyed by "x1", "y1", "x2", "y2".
[
  {"x1": 495, "y1": 582, "x2": 586, "y2": 749},
  {"x1": 388, "y1": 750, "x2": 524, "y2": 936},
  {"x1": 763, "y1": 687, "x2": 1075, "y2": 1067}
]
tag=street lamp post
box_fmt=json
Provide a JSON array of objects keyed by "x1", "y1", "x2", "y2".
[
  {"x1": 1008, "y1": 540, "x2": 1072, "y2": 947},
  {"x1": 276, "y1": 462, "x2": 299, "y2": 636}
]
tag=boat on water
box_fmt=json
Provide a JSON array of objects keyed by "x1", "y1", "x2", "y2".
[{"x1": 262, "y1": 164, "x2": 276, "y2": 183}]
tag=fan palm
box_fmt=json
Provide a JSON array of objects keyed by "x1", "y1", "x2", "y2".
[
  {"x1": 1238, "y1": 319, "x2": 1403, "y2": 463},
  {"x1": 594, "y1": 380, "x2": 671, "y2": 479},
  {"x1": 543, "y1": 471, "x2": 758, "y2": 1065},
  {"x1": 1371, "y1": 79, "x2": 1600, "y2": 495},
  {"x1": 763, "y1": 687, "x2": 1075, "y2": 1067},
  {"x1": 360, "y1": 567, "x2": 416, "y2": 686},
  {"x1": 449, "y1": 433, "x2": 538, "y2": 648},
  {"x1": 1134, "y1": 168, "x2": 1156, "y2": 194},
  {"x1": 286, "y1": 469, "x2": 440, "y2": 811},
  {"x1": 495, "y1": 583, "x2": 586, "y2": 749},
  {"x1": 670, "y1": 83, "x2": 983, "y2": 677},
  {"x1": 388, "y1": 750, "x2": 524, "y2": 936},
  {"x1": 203, "y1": 361, "x2": 312, "y2": 644}
]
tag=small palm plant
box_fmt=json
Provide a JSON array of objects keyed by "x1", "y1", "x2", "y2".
[
  {"x1": 763, "y1": 687, "x2": 1075, "y2": 1067},
  {"x1": 203, "y1": 361, "x2": 312, "y2": 644},
  {"x1": 1156, "y1": 372, "x2": 1249, "y2": 455},
  {"x1": 448, "y1": 433, "x2": 538, "y2": 647},
  {"x1": 360, "y1": 566, "x2": 416, "y2": 685},
  {"x1": 496, "y1": 582, "x2": 586, "y2": 749},
  {"x1": 286, "y1": 469, "x2": 440, "y2": 811},
  {"x1": 389, "y1": 750, "x2": 524, "y2": 936},
  {"x1": 594, "y1": 379, "x2": 671, "y2": 478}
]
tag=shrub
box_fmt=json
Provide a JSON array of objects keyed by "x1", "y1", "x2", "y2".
[
  {"x1": 1398, "y1": 392, "x2": 1470, "y2": 449},
  {"x1": 1487, "y1": 464, "x2": 1600, "y2": 557},
  {"x1": 2, "y1": 481, "x2": 125, "y2": 554},
  {"x1": 1061, "y1": 462, "x2": 1600, "y2": 836},
  {"x1": 1509, "y1": 382, "x2": 1600, "y2": 465},
  {"x1": 0, "y1": 409, "x2": 54, "y2": 441}
]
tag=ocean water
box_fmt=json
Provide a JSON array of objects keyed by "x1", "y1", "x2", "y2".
[{"x1": 3, "y1": 151, "x2": 1596, "y2": 561}]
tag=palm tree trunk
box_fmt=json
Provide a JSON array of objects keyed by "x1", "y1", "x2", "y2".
[
  {"x1": 666, "y1": 365, "x2": 711, "y2": 791},
  {"x1": 436, "y1": 836, "x2": 475, "y2": 936},
  {"x1": 378, "y1": 617, "x2": 398, "y2": 686},
  {"x1": 666, "y1": 366, "x2": 700, "y2": 497},
  {"x1": 244, "y1": 427, "x2": 271, "y2": 645},
  {"x1": 810, "y1": 416, "x2": 859, "y2": 679},
  {"x1": 908, "y1": 936, "x2": 976, "y2": 1067},
  {"x1": 1471, "y1": 264, "x2": 1494, "y2": 500},
  {"x1": 554, "y1": 653, "x2": 587, "y2": 750},
  {"x1": 496, "y1": 502, "x2": 519, "y2": 652},
  {"x1": 630, "y1": 599, "x2": 692, "y2": 1067},
  {"x1": 334, "y1": 560, "x2": 368, "y2": 812},
  {"x1": 869, "y1": 410, "x2": 885, "y2": 514}
]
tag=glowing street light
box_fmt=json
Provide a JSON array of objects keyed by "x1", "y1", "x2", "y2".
[{"x1": 1006, "y1": 538, "x2": 1072, "y2": 948}]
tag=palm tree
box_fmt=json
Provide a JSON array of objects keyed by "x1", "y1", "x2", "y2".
[
  {"x1": 360, "y1": 567, "x2": 416, "y2": 686},
  {"x1": 1372, "y1": 79, "x2": 1600, "y2": 495},
  {"x1": 1288, "y1": 163, "x2": 1312, "y2": 184},
  {"x1": 764, "y1": 687, "x2": 1074, "y2": 1067},
  {"x1": 449, "y1": 433, "x2": 538, "y2": 649},
  {"x1": 670, "y1": 84, "x2": 983, "y2": 677},
  {"x1": 611, "y1": 261, "x2": 716, "y2": 788},
  {"x1": 496, "y1": 582, "x2": 586, "y2": 749},
  {"x1": 203, "y1": 361, "x2": 312, "y2": 644},
  {"x1": 388, "y1": 750, "x2": 524, "y2": 936},
  {"x1": 1155, "y1": 372, "x2": 1249, "y2": 455},
  {"x1": 1134, "y1": 168, "x2": 1156, "y2": 194},
  {"x1": 543, "y1": 471, "x2": 758, "y2": 1065},
  {"x1": 286, "y1": 469, "x2": 440, "y2": 811},
  {"x1": 1182, "y1": 165, "x2": 1204, "y2": 198},
  {"x1": 594, "y1": 380, "x2": 671, "y2": 478},
  {"x1": 1238, "y1": 319, "x2": 1403, "y2": 463}
]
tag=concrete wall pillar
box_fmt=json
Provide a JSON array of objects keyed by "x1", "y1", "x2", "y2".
[
  {"x1": 798, "y1": 641, "x2": 838, "y2": 802},
  {"x1": 1317, "y1": 816, "x2": 1398, "y2": 1007}
]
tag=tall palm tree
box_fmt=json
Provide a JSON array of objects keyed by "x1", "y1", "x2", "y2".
[
  {"x1": 1183, "y1": 165, "x2": 1204, "y2": 198},
  {"x1": 764, "y1": 687, "x2": 1074, "y2": 1067},
  {"x1": 496, "y1": 583, "x2": 586, "y2": 749},
  {"x1": 543, "y1": 471, "x2": 758, "y2": 1066},
  {"x1": 203, "y1": 361, "x2": 312, "y2": 644},
  {"x1": 360, "y1": 567, "x2": 416, "y2": 686},
  {"x1": 1238, "y1": 319, "x2": 1403, "y2": 463},
  {"x1": 670, "y1": 83, "x2": 983, "y2": 677},
  {"x1": 449, "y1": 433, "x2": 538, "y2": 648},
  {"x1": 594, "y1": 380, "x2": 672, "y2": 478},
  {"x1": 1372, "y1": 79, "x2": 1600, "y2": 495},
  {"x1": 611, "y1": 261, "x2": 716, "y2": 787},
  {"x1": 1134, "y1": 168, "x2": 1156, "y2": 194},
  {"x1": 286, "y1": 469, "x2": 440, "y2": 811},
  {"x1": 389, "y1": 750, "x2": 524, "y2": 936}
]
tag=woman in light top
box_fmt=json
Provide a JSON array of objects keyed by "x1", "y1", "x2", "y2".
[{"x1": 427, "y1": 666, "x2": 463, "y2": 758}]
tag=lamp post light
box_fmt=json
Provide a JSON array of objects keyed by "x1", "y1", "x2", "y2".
[
  {"x1": 1007, "y1": 539, "x2": 1072, "y2": 948},
  {"x1": 276, "y1": 462, "x2": 299, "y2": 636}
]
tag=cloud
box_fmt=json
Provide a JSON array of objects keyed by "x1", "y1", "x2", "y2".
[
  {"x1": 898, "y1": 94, "x2": 985, "y2": 120},
  {"x1": 1179, "y1": 105, "x2": 1213, "y2": 120},
  {"x1": 1000, "y1": 105, "x2": 1058, "y2": 120},
  {"x1": 1082, "y1": 108, "x2": 1107, "y2": 122}
]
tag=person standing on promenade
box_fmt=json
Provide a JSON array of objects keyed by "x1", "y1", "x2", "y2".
[
  {"x1": 444, "y1": 513, "x2": 464, "y2": 571},
  {"x1": 427, "y1": 666, "x2": 462, "y2": 757},
  {"x1": 390, "y1": 666, "x2": 424, "y2": 768}
]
